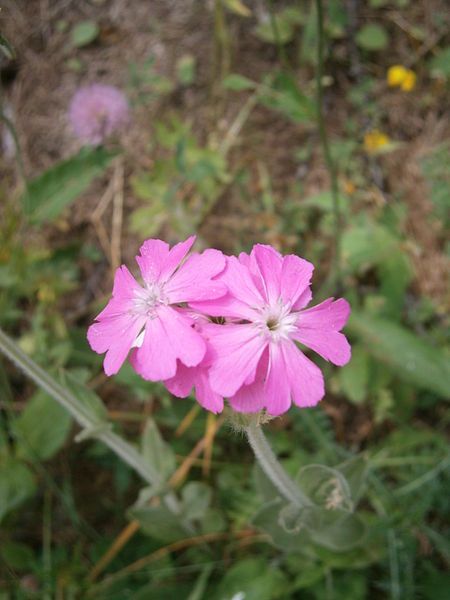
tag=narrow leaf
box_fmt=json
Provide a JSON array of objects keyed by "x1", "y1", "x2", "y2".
[
  {"x1": 22, "y1": 147, "x2": 116, "y2": 224},
  {"x1": 348, "y1": 312, "x2": 450, "y2": 398}
]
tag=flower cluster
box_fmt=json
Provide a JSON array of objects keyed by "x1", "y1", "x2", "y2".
[
  {"x1": 87, "y1": 237, "x2": 351, "y2": 416},
  {"x1": 69, "y1": 84, "x2": 130, "y2": 145}
]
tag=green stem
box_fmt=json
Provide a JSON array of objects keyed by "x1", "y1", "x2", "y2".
[
  {"x1": 268, "y1": 0, "x2": 289, "y2": 69},
  {"x1": 245, "y1": 419, "x2": 311, "y2": 507},
  {"x1": 315, "y1": 0, "x2": 342, "y2": 290}
]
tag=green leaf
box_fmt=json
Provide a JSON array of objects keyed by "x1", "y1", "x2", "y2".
[
  {"x1": 337, "y1": 455, "x2": 369, "y2": 504},
  {"x1": 141, "y1": 418, "x2": 176, "y2": 480},
  {"x1": 71, "y1": 21, "x2": 99, "y2": 47},
  {"x1": 222, "y1": 73, "x2": 256, "y2": 91},
  {"x1": 60, "y1": 371, "x2": 108, "y2": 422},
  {"x1": 0, "y1": 458, "x2": 36, "y2": 522},
  {"x1": 176, "y1": 54, "x2": 196, "y2": 85},
  {"x1": 302, "y1": 190, "x2": 349, "y2": 214},
  {"x1": 339, "y1": 344, "x2": 370, "y2": 404},
  {"x1": 22, "y1": 147, "x2": 116, "y2": 224},
  {"x1": 303, "y1": 507, "x2": 366, "y2": 551},
  {"x1": 258, "y1": 72, "x2": 315, "y2": 123},
  {"x1": 253, "y1": 498, "x2": 310, "y2": 551},
  {"x1": 428, "y1": 47, "x2": 450, "y2": 78},
  {"x1": 342, "y1": 223, "x2": 397, "y2": 271},
  {"x1": 181, "y1": 482, "x2": 212, "y2": 521},
  {"x1": 130, "y1": 505, "x2": 187, "y2": 543},
  {"x1": 0, "y1": 33, "x2": 15, "y2": 59},
  {"x1": 254, "y1": 12, "x2": 296, "y2": 45},
  {"x1": 213, "y1": 558, "x2": 287, "y2": 600},
  {"x1": 223, "y1": 0, "x2": 252, "y2": 17},
  {"x1": 356, "y1": 24, "x2": 389, "y2": 51},
  {"x1": 14, "y1": 391, "x2": 72, "y2": 461},
  {"x1": 347, "y1": 312, "x2": 450, "y2": 398},
  {"x1": 295, "y1": 464, "x2": 354, "y2": 512},
  {"x1": 0, "y1": 541, "x2": 35, "y2": 571}
]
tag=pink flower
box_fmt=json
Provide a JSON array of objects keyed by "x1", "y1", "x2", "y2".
[
  {"x1": 192, "y1": 245, "x2": 351, "y2": 416},
  {"x1": 69, "y1": 84, "x2": 130, "y2": 145},
  {"x1": 87, "y1": 237, "x2": 226, "y2": 380},
  {"x1": 164, "y1": 316, "x2": 224, "y2": 414}
]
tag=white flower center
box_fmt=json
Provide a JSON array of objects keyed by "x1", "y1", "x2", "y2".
[
  {"x1": 255, "y1": 299, "x2": 297, "y2": 342},
  {"x1": 133, "y1": 283, "x2": 168, "y2": 317}
]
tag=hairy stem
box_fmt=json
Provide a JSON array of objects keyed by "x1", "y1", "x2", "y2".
[
  {"x1": 245, "y1": 418, "x2": 311, "y2": 507},
  {"x1": 315, "y1": 0, "x2": 342, "y2": 290}
]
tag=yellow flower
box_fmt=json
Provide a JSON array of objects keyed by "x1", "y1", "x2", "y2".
[
  {"x1": 387, "y1": 65, "x2": 416, "y2": 92},
  {"x1": 400, "y1": 70, "x2": 416, "y2": 92},
  {"x1": 363, "y1": 130, "x2": 391, "y2": 154}
]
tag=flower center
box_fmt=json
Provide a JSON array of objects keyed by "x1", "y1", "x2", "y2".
[
  {"x1": 133, "y1": 283, "x2": 168, "y2": 317},
  {"x1": 256, "y1": 299, "x2": 297, "y2": 342}
]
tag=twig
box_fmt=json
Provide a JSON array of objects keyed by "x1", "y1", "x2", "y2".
[
  {"x1": 90, "y1": 529, "x2": 259, "y2": 593},
  {"x1": 175, "y1": 404, "x2": 201, "y2": 437},
  {"x1": 110, "y1": 158, "x2": 124, "y2": 272}
]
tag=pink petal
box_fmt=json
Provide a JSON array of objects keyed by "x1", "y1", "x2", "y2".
[
  {"x1": 293, "y1": 329, "x2": 351, "y2": 366},
  {"x1": 166, "y1": 249, "x2": 226, "y2": 303},
  {"x1": 165, "y1": 361, "x2": 224, "y2": 413},
  {"x1": 229, "y1": 379, "x2": 266, "y2": 413},
  {"x1": 219, "y1": 256, "x2": 265, "y2": 310},
  {"x1": 293, "y1": 287, "x2": 312, "y2": 310},
  {"x1": 136, "y1": 239, "x2": 170, "y2": 283},
  {"x1": 251, "y1": 245, "x2": 282, "y2": 304},
  {"x1": 190, "y1": 294, "x2": 257, "y2": 320},
  {"x1": 208, "y1": 324, "x2": 267, "y2": 397},
  {"x1": 133, "y1": 306, "x2": 206, "y2": 381},
  {"x1": 160, "y1": 235, "x2": 196, "y2": 282},
  {"x1": 280, "y1": 255, "x2": 314, "y2": 307},
  {"x1": 87, "y1": 313, "x2": 145, "y2": 376},
  {"x1": 111, "y1": 265, "x2": 141, "y2": 299},
  {"x1": 299, "y1": 298, "x2": 351, "y2": 330},
  {"x1": 195, "y1": 372, "x2": 224, "y2": 413},
  {"x1": 281, "y1": 342, "x2": 325, "y2": 408},
  {"x1": 164, "y1": 362, "x2": 196, "y2": 397},
  {"x1": 263, "y1": 344, "x2": 291, "y2": 416}
]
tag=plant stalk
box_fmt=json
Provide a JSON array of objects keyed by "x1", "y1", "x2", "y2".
[
  {"x1": 245, "y1": 418, "x2": 311, "y2": 507},
  {"x1": 0, "y1": 327, "x2": 183, "y2": 517}
]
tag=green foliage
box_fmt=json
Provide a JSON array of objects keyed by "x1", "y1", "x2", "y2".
[
  {"x1": 13, "y1": 390, "x2": 72, "y2": 461},
  {"x1": 130, "y1": 119, "x2": 229, "y2": 237},
  {"x1": 0, "y1": 457, "x2": 36, "y2": 522},
  {"x1": 0, "y1": 33, "x2": 15, "y2": 59},
  {"x1": 141, "y1": 418, "x2": 177, "y2": 479},
  {"x1": 428, "y1": 46, "x2": 450, "y2": 78},
  {"x1": 348, "y1": 312, "x2": 450, "y2": 399},
  {"x1": 176, "y1": 54, "x2": 196, "y2": 86},
  {"x1": 22, "y1": 147, "x2": 116, "y2": 224},
  {"x1": 222, "y1": 73, "x2": 255, "y2": 91},
  {"x1": 421, "y1": 142, "x2": 450, "y2": 227},
  {"x1": 212, "y1": 558, "x2": 287, "y2": 600},
  {"x1": 254, "y1": 7, "x2": 303, "y2": 45},
  {"x1": 71, "y1": 21, "x2": 99, "y2": 47},
  {"x1": 258, "y1": 72, "x2": 315, "y2": 123},
  {"x1": 356, "y1": 24, "x2": 389, "y2": 51}
]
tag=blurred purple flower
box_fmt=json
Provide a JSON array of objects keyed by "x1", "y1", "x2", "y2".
[{"x1": 69, "y1": 84, "x2": 130, "y2": 145}]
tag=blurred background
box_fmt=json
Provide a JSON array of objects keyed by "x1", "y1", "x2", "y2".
[{"x1": 0, "y1": 1, "x2": 449, "y2": 598}]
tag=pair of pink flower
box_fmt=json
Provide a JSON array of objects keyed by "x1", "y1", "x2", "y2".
[{"x1": 87, "y1": 237, "x2": 351, "y2": 416}]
